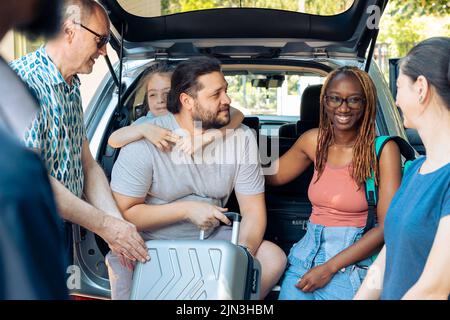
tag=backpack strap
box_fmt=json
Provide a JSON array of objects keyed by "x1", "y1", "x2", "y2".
[
  {"x1": 375, "y1": 136, "x2": 416, "y2": 162},
  {"x1": 363, "y1": 135, "x2": 416, "y2": 234},
  {"x1": 363, "y1": 136, "x2": 389, "y2": 234},
  {"x1": 365, "y1": 136, "x2": 391, "y2": 204}
]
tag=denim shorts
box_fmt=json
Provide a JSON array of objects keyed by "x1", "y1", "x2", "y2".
[{"x1": 279, "y1": 222, "x2": 372, "y2": 300}]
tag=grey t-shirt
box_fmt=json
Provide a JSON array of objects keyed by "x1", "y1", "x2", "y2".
[{"x1": 111, "y1": 113, "x2": 264, "y2": 240}]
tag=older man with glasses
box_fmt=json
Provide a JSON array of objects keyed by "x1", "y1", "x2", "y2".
[{"x1": 9, "y1": 0, "x2": 149, "y2": 270}]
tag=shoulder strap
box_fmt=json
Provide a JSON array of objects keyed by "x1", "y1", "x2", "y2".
[
  {"x1": 365, "y1": 136, "x2": 388, "y2": 207},
  {"x1": 363, "y1": 135, "x2": 416, "y2": 233},
  {"x1": 363, "y1": 136, "x2": 386, "y2": 233},
  {"x1": 365, "y1": 135, "x2": 416, "y2": 205},
  {"x1": 375, "y1": 136, "x2": 416, "y2": 162}
]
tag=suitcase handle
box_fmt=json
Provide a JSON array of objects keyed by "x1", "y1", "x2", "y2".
[
  {"x1": 199, "y1": 212, "x2": 241, "y2": 245},
  {"x1": 223, "y1": 212, "x2": 242, "y2": 223}
]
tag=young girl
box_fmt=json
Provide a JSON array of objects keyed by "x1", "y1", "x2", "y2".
[
  {"x1": 108, "y1": 62, "x2": 244, "y2": 153},
  {"x1": 269, "y1": 66, "x2": 403, "y2": 300}
]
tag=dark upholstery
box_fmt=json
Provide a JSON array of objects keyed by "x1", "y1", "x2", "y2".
[
  {"x1": 296, "y1": 84, "x2": 322, "y2": 136},
  {"x1": 278, "y1": 123, "x2": 296, "y2": 138},
  {"x1": 278, "y1": 123, "x2": 297, "y2": 138},
  {"x1": 296, "y1": 120, "x2": 319, "y2": 137},
  {"x1": 299, "y1": 84, "x2": 322, "y2": 124},
  {"x1": 242, "y1": 116, "x2": 260, "y2": 132}
]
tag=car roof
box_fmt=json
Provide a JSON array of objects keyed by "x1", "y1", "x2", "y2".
[{"x1": 100, "y1": 0, "x2": 388, "y2": 61}]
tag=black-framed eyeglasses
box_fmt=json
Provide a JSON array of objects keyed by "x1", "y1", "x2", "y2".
[
  {"x1": 74, "y1": 22, "x2": 110, "y2": 49},
  {"x1": 324, "y1": 95, "x2": 366, "y2": 109}
]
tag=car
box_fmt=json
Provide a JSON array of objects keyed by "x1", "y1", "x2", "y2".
[{"x1": 70, "y1": 0, "x2": 423, "y2": 299}]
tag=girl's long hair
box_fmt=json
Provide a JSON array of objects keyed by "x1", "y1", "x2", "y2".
[
  {"x1": 315, "y1": 66, "x2": 378, "y2": 187},
  {"x1": 139, "y1": 62, "x2": 174, "y2": 110}
]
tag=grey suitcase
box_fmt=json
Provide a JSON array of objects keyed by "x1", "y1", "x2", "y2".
[{"x1": 130, "y1": 213, "x2": 261, "y2": 300}]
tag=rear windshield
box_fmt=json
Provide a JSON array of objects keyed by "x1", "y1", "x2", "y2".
[
  {"x1": 127, "y1": 68, "x2": 324, "y2": 119},
  {"x1": 225, "y1": 73, "x2": 324, "y2": 117},
  {"x1": 117, "y1": 0, "x2": 354, "y2": 18}
]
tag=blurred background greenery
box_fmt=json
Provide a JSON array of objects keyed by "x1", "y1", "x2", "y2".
[
  {"x1": 161, "y1": 0, "x2": 449, "y2": 78},
  {"x1": 159, "y1": 0, "x2": 449, "y2": 114}
]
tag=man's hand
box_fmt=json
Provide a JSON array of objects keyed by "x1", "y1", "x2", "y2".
[
  {"x1": 99, "y1": 214, "x2": 149, "y2": 263},
  {"x1": 295, "y1": 263, "x2": 336, "y2": 293},
  {"x1": 140, "y1": 123, "x2": 180, "y2": 152},
  {"x1": 184, "y1": 201, "x2": 231, "y2": 230}
]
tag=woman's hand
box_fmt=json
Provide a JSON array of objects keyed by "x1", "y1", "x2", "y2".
[{"x1": 295, "y1": 263, "x2": 336, "y2": 292}]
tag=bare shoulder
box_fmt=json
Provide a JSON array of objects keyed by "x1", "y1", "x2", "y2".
[
  {"x1": 379, "y1": 140, "x2": 401, "y2": 162},
  {"x1": 378, "y1": 139, "x2": 402, "y2": 178},
  {"x1": 293, "y1": 128, "x2": 318, "y2": 160},
  {"x1": 301, "y1": 128, "x2": 319, "y2": 144}
]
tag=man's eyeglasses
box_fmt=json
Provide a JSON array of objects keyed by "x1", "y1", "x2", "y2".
[
  {"x1": 74, "y1": 22, "x2": 110, "y2": 49},
  {"x1": 324, "y1": 95, "x2": 366, "y2": 109}
]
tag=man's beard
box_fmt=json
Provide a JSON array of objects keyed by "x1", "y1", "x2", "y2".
[
  {"x1": 16, "y1": 0, "x2": 62, "y2": 40},
  {"x1": 192, "y1": 101, "x2": 231, "y2": 130}
]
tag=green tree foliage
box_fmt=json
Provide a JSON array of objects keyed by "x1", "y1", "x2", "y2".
[
  {"x1": 158, "y1": 0, "x2": 448, "y2": 99},
  {"x1": 161, "y1": 0, "x2": 448, "y2": 18},
  {"x1": 303, "y1": 0, "x2": 353, "y2": 15},
  {"x1": 379, "y1": 0, "x2": 450, "y2": 57},
  {"x1": 389, "y1": 0, "x2": 449, "y2": 17},
  {"x1": 161, "y1": 0, "x2": 353, "y2": 16}
]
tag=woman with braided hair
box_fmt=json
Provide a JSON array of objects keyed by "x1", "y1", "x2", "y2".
[{"x1": 268, "y1": 66, "x2": 403, "y2": 300}]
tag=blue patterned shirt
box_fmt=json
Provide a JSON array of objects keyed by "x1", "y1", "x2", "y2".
[{"x1": 10, "y1": 46, "x2": 85, "y2": 198}]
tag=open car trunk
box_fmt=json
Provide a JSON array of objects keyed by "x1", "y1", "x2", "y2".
[{"x1": 100, "y1": 0, "x2": 388, "y2": 64}]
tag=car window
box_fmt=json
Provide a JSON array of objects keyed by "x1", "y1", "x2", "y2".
[
  {"x1": 123, "y1": 67, "x2": 325, "y2": 121},
  {"x1": 225, "y1": 73, "x2": 324, "y2": 116},
  {"x1": 117, "y1": 0, "x2": 355, "y2": 18}
]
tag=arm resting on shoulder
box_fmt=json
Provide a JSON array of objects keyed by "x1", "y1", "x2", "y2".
[
  {"x1": 108, "y1": 125, "x2": 145, "y2": 149},
  {"x1": 201, "y1": 106, "x2": 245, "y2": 143},
  {"x1": 108, "y1": 123, "x2": 180, "y2": 150},
  {"x1": 223, "y1": 106, "x2": 245, "y2": 131}
]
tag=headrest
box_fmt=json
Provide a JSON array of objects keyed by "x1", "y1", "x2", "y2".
[
  {"x1": 300, "y1": 84, "x2": 322, "y2": 124},
  {"x1": 242, "y1": 116, "x2": 260, "y2": 132}
]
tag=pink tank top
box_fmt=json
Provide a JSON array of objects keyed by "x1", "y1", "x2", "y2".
[{"x1": 308, "y1": 163, "x2": 368, "y2": 227}]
